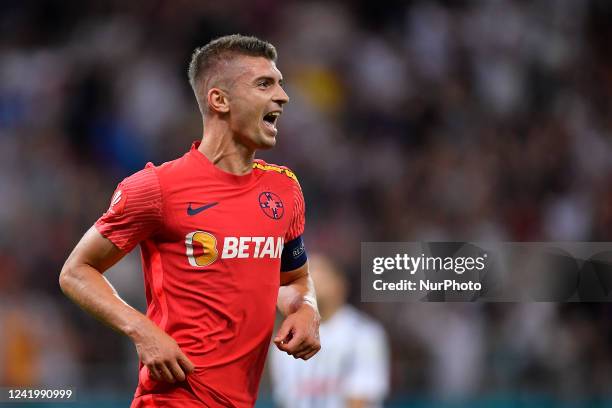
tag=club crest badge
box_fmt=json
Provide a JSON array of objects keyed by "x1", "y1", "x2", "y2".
[{"x1": 259, "y1": 191, "x2": 284, "y2": 220}]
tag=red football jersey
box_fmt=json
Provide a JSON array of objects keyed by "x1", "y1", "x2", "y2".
[{"x1": 95, "y1": 142, "x2": 305, "y2": 407}]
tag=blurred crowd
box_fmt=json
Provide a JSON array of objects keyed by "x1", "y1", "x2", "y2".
[{"x1": 1, "y1": 0, "x2": 612, "y2": 405}]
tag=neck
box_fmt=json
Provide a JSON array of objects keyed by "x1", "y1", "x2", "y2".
[{"x1": 198, "y1": 118, "x2": 255, "y2": 176}]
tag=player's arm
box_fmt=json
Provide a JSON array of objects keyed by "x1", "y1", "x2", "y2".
[
  {"x1": 274, "y1": 172, "x2": 320, "y2": 359},
  {"x1": 274, "y1": 260, "x2": 321, "y2": 360},
  {"x1": 60, "y1": 226, "x2": 194, "y2": 383},
  {"x1": 61, "y1": 166, "x2": 195, "y2": 383}
]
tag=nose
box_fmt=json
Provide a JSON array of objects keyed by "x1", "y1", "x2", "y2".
[{"x1": 273, "y1": 85, "x2": 290, "y2": 106}]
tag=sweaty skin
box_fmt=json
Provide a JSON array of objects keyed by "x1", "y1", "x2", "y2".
[{"x1": 59, "y1": 55, "x2": 320, "y2": 385}]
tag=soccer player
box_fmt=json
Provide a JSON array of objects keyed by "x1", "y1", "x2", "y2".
[
  {"x1": 59, "y1": 34, "x2": 321, "y2": 408},
  {"x1": 270, "y1": 254, "x2": 389, "y2": 408}
]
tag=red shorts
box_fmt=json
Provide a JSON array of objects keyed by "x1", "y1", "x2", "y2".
[{"x1": 131, "y1": 393, "x2": 208, "y2": 407}]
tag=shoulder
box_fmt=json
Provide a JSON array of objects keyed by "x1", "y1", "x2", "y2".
[
  {"x1": 116, "y1": 154, "x2": 189, "y2": 204},
  {"x1": 143, "y1": 151, "x2": 196, "y2": 191},
  {"x1": 253, "y1": 159, "x2": 300, "y2": 185},
  {"x1": 120, "y1": 163, "x2": 161, "y2": 192},
  {"x1": 152, "y1": 152, "x2": 191, "y2": 177}
]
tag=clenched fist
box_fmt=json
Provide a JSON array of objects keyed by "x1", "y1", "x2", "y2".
[{"x1": 273, "y1": 303, "x2": 321, "y2": 360}]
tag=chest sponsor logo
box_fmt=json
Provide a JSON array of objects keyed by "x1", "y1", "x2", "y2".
[
  {"x1": 222, "y1": 236, "x2": 284, "y2": 259},
  {"x1": 185, "y1": 231, "x2": 284, "y2": 267},
  {"x1": 185, "y1": 231, "x2": 218, "y2": 267}
]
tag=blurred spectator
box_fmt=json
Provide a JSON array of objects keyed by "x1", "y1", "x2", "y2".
[
  {"x1": 269, "y1": 254, "x2": 390, "y2": 408},
  {"x1": 398, "y1": 304, "x2": 484, "y2": 400},
  {"x1": 0, "y1": 293, "x2": 81, "y2": 388}
]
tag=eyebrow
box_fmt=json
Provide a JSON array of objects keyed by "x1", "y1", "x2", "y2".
[{"x1": 254, "y1": 75, "x2": 284, "y2": 86}]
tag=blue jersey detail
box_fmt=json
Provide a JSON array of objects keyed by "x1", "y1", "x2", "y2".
[{"x1": 280, "y1": 236, "x2": 307, "y2": 272}]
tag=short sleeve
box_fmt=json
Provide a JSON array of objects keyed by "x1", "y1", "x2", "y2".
[
  {"x1": 285, "y1": 179, "x2": 305, "y2": 242},
  {"x1": 95, "y1": 164, "x2": 163, "y2": 252}
]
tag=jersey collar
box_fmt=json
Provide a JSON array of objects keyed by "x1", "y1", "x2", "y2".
[{"x1": 189, "y1": 141, "x2": 256, "y2": 186}]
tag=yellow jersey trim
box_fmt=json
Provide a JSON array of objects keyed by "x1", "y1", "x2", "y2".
[{"x1": 253, "y1": 162, "x2": 298, "y2": 182}]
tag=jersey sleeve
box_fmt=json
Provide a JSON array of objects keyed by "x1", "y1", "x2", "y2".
[
  {"x1": 280, "y1": 176, "x2": 307, "y2": 272},
  {"x1": 95, "y1": 164, "x2": 163, "y2": 252},
  {"x1": 285, "y1": 178, "x2": 305, "y2": 242}
]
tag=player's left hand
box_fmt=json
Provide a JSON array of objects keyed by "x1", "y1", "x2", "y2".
[{"x1": 273, "y1": 303, "x2": 321, "y2": 360}]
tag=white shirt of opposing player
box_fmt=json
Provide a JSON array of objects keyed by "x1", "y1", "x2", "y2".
[{"x1": 270, "y1": 305, "x2": 390, "y2": 408}]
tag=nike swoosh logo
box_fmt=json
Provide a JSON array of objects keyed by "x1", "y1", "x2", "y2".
[{"x1": 187, "y1": 202, "x2": 218, "y2": 216}]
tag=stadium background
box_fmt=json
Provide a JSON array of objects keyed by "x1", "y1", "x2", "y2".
[{"x1": 1, "y1": 0, "x2": 612, "y2": 406}]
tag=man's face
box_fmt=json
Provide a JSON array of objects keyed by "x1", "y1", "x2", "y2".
[{"x1": 225, "y1": 56, "x2": 289, "y2": 150}]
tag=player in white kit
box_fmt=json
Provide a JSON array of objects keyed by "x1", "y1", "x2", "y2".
[{"x1": 270, "y1": 254, "x2": 390, "y2": 408}]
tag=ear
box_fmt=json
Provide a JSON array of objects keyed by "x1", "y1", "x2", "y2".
[{"x1": 207, "y1": 87, "x2": 230, "y2": 114}]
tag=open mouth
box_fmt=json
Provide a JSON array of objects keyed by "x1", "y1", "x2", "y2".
[{"x1": 262, "y1": 111, "x2": 281, "y2": 134}]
